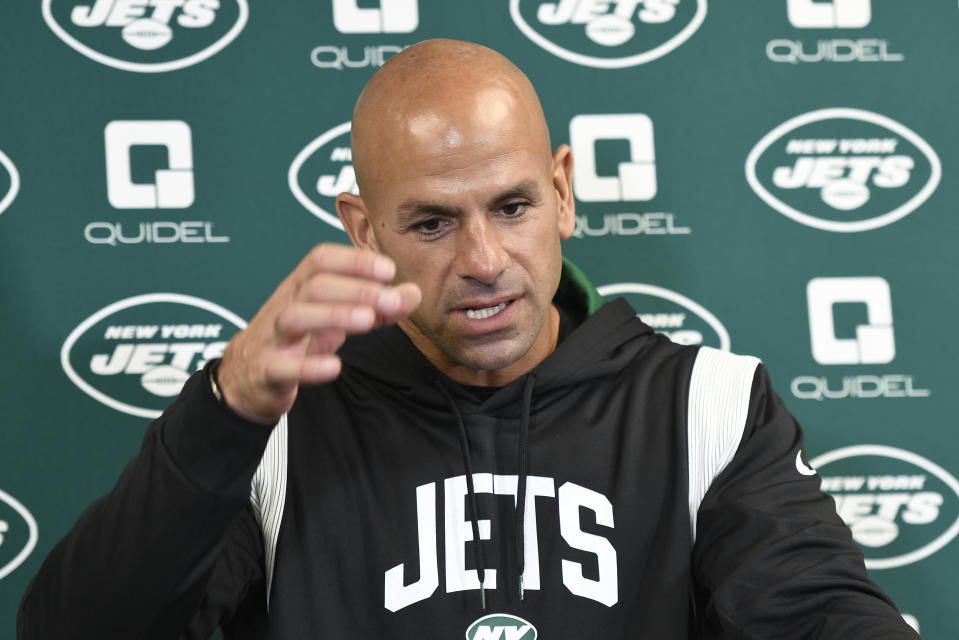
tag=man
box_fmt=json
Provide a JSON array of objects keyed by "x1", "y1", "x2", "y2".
[{"x1": 19, "y1": 40, "x2": 919, "y2": 639}]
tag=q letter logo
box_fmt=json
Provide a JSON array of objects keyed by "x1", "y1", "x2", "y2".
[
  {"x1": 62, "y1": 293, "x2": 246, "y2": 418},
  {"x1": 43, "y1": 0, "x2": 248, "y2": 72},
  {"x1": 812, "y1": 445, "x2": 959, "y2": 569},
  {"x1": 510, "y1": 0, "x2": 707, "y2": 68},
  {"x1": 0, "y1": 148, "x2": 20, "y2": 217},
  {"x1": 571, "y1": 114, "x2": 656, "y2": 202},
  {"x1": 598, "y1": 283, "x2": 729, "y2": 350},
  {"x1": 289, "y1": 121, "x2": 355, "y2": 231},
  {"x1": 746, "y1": 108, "x2": 940, "y2": 232},
  {"x1": 0, "y1": 489, "x2": 38, "y2": 582},
  {"x1": 332, "y1": 0, "x2": 418, "y2": 33},
  {"x1": 807, "y1": 277, "x2": 894, "y2": 365},
  {"x1": 105, "y1": 120, "x2": 195, "y2": 209},
  {"x1": 788, "y1": 0, "x2": 871, "y2": 28}
]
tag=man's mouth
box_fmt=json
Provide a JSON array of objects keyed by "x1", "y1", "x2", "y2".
[{"x1": 464, "y1": 301, "x2": 509, "y2": 320}]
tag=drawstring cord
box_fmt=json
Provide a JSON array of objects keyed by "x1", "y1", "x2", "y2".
[
  {"x1": 433, "y1": 374, "x2": 536, "y2": 608},
  {"x1": 434, "y1": 380, "x2": 488, "y2": 610},
  {"x1": 515, "y1": 374, "x2": 535, "y2": 601}
]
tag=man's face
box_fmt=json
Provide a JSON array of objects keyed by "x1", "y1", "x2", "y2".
[{"x1": 348, "y1": 93, "x2": 574, "y2": 384}]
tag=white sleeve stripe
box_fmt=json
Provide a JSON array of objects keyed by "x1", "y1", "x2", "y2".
[
  {"x1": 250, "y1": 413, "x2": 288, "y2": 607},
  {"x1": 687, "y1": 346, "x2": 760, "y2": 544}
]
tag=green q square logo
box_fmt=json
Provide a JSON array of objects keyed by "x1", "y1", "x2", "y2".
[
  {"x1": 811, "y1": 445, "x2": 959, "y2": 569},
  {"x1": 42, "y1": 0, "x2": 248, "y2": 72},
  {"x1": 61, "y1": 293, "x2": 246, "y2": 418},
  {"x1": 746, "y1": 108, "x2": 941, "y2": 232},
  {"x1": 0, "y1": 148, "x2": 19, "y2": 217},
  {"x1": 510, "y1": 0, "x2": 706, "y2": 68}
]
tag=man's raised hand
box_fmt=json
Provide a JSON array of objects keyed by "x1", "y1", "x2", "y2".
[{"x1": 216, "y1": 244, "x2": 421, "y2": 424}]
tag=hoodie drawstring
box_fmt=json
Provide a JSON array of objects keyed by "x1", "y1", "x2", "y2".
[
  {"x1": 434, "y1": 380, "x2": 488, "y2": 610},
  {"x1": 515, "y1": 374, "x2": 535, "y2": 601},
  {"x1": 433, "y1": 374, "x2": 536, "y2": 609}
]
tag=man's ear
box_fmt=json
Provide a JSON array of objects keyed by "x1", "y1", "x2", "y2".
[
  {"x1": 551, "y1": 144, "x2": 576, "y2": 240},
  {"x1": 336, "y1": 192, "x2": 380, "y2": 252}
]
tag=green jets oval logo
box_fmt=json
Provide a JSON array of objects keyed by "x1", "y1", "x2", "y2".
[
  {"x1": 61, "y1": 293, "x2": 246, "y2": 418},
  {"x1": 0, "y1": 489, "x2": 38, "y2": 582},
  {"x1": 510, "y1": 0, "x2": 706, "y2": 69},
  {"x1": 289, "y1": 121, "x2": 355, "y2": 232},
  {"x1": 810, "y1": 445, "x2": 959, "y2": 569},
  {"x1": 746, "y1": 108, "x2": 941, "y2": 232},
  {"x1": 466, "y1": 613, "x2": 537, "y2": 640},
  {"x1": 0, "y1": 147, "x2": 19, "y2": 217},
  {"x1": 43, "y1": 0, "x2": 248, "y2": 73},
  {"x1": 598, "y1": 282, "x2": 730, "y2": 350}
]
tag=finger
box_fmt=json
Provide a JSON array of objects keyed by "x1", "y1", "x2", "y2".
[
  {"x1": 375, "y1": 282, "x2": 422, "y2": 325},
  {"x1": 295, "y1": 244, "x2": 396, "y2": 284},
  {"x1": 275, "y1": 303, "x2": 375, "y2": 338},
  {"x1": 305, "y1": 328, "x2": 347, "y2": 355},
  {"x1": 299, "y1": 354, "x2": 342, "y2": 385},
  {"x1": 299, "y1": 273, "x2": 405, "y2": 316}
]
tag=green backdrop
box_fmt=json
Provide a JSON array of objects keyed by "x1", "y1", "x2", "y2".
[{"x1": 2, "y1": 1, "x2": 957, "y2": 636}]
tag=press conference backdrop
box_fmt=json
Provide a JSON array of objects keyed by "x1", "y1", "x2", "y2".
[{"x1": 1, "y1": 1, "x2": 957, "y2": 636}]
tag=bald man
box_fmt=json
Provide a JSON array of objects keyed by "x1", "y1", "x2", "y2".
[{"x1": 20, "y1": 40, "x2": 919, "y2": 640}]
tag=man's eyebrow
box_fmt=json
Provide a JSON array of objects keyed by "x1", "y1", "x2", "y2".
[
  {"x1": 486, "y1": 179, "x2": 543, "y2": 209},
  {"x1": 394, "y1": 200, "x2": 464, "y2": 227},
  {"x1": 394, "y1": 180, "x2": 545, "y2": 227}
]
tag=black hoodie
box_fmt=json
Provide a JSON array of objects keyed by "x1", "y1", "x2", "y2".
[{"x1": 19, "y1": 261, "x2": 919, "y2": 639}]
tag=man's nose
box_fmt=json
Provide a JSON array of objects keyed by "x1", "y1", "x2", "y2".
[{"x1": 455, "y1": 215, "x2": 510, "y2": 285}]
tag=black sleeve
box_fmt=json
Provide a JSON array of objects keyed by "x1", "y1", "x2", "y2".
[
  {"x1": 691, "y1": 365, "x2": 921, "y2": 639},
  {"x1": 17, "y1": 364, "x2": 274, "y2": 640}
]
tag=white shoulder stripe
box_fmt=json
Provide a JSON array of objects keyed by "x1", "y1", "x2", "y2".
[
  {"x1": 687, "y1": 346, "x2": 760, "y2": 544},
  {"x1": 250, "y1": 413, "x2": 288, "y2": 606}
]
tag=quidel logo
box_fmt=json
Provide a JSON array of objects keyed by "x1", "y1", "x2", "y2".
[
  {"x1": 598, "y1": 283, "x2": 729, "y2": 349},
  {"x1": 568, "y1": 114, "x2": 690, "y2": 238},
  {"x1": 787, "y1": 0, "x2": 871, "y2": 29},
  {"x1": 61, "y1": 293, "x2": 246, "y2": 418},
  {"x1": 510, "y1": 0, "x2": 707, "y2": 68},
  {"x1": 289, "y1": 121, "x2": 355, "y2": 231},
  {"x1": 332, "y1": 0, "x2": 417, "y2": 33},
  {"x1": 105, "y1": 120, "x2": 194, "y2": 209},
  {"x1": 0, "y1": 147, "x2": 19, "y2": 217},
  {"x1": 466, "y1": 614, "x2": 537, "y2": 640},
  {"x1": 807, "y1": 276, "x2": 893, "y2": 365},
  {"x1": 812, "y1": 445, "x2": 959, "y2": 569},
  {"x1": 0, "y1": 489, "x2": 38, "y2": 581},
  {"x1": 43, "y1": 0, "x2": 248, "y2": 73},
  {"x1": 746, "y1": 108, "x2": 940, "y2": 232}
]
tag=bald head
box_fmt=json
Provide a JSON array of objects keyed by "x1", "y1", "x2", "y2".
[{"x1": 350, "y1": 39, "x2": 552, "y2": 212}]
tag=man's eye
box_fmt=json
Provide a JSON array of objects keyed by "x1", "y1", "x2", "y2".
[
  {"x1": 501, "y1": 202, "x2": 527, "y2": 216},
  {"x1": 420, "y1": 218, "x2": 441, "y2": 231}
]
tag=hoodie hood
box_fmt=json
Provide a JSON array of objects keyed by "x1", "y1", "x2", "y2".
[{"x1": 338, "y1": 258, "x2": 655, "y2": 415}]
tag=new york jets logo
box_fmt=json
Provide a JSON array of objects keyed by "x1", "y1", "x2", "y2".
[
  {"x1": 746, "y1": 108, "x2": 941, "y2": 232},
  {"x1": 0, "y1": 489, "x2": 38, "y2": 582},
  {"x1": 0, "y1": 147, "x2": 19, "y2": 217},
  {"x1": 43, "y1": 0, "x2": 248, "y2": 72},
  {"x1": 598, "y1": 282, "x2": 730, "y2": 350},
  {"x1": 466, "y1": 614, "x2": 537, "y2": 640},
  {"x1": 510, "y1": 0, "x2": 706, "y2": 68},
  {"x1": 289, "y1": 121, "x2": 355, "y2": 231},
  {"x1": 811, "y1": 445, "x2": 959, "y2": 569},
  {"x1": 61, "y1": 293, "x2": 246, "y2": 418}
]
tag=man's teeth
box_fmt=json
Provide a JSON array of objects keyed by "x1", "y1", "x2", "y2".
[{"x1": 465, "y1": 301, "x2": 508, "y2": 320}]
